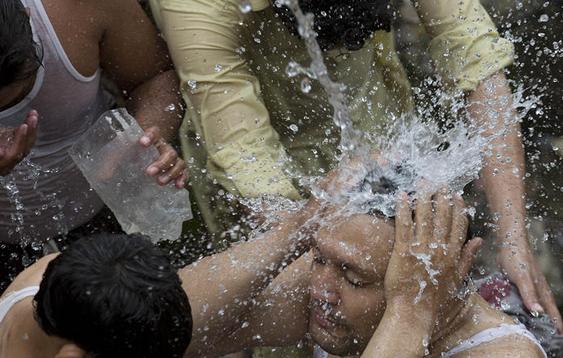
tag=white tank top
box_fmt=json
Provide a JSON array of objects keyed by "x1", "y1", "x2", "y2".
[
  {"x1": 313, "y1": 324, "x2": 547, "y2": 357},
  {"x1": 0, "y1": 286, "x2": 40, "y2": 323},
  {"x1": 0, "y1": 0, "x2": 112, "y2": 243}
]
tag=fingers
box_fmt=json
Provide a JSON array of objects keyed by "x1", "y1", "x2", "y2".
[
  {"x1": 432, "y1": 189, "x2": 453, "y2": 247},
  {"x1": 139, "y1": 126, "x2": 160, "y2": 147},
  {"x1": 395, "y1": 192, "x2": 413, "y2": 251},
  {"x1": 139, "y1": 127, "x2": 188, "y2": 188},
  {"x1": 175, "y1": 171, "x2": 188, "y2": 189},
  {"x1": 531, "y1": 260, "x2": 563, "y2": 332},
  {"x1": 449, "y1": 193, "x2": 468, "y2": 251},
  {"x1": 512, "y1": 270, "x2": 543, "y2": 316},
  {"x1": 0, "y1": 112, "x2": 39, "y2": 175},
  {"x1": 535, "y1": 273, "x2": 563, "y2": 333},
  {"x1": 157, "y1": 158, "x2": 186, "y2": 185},
  {"x1": 24, "y1": 110, "x2": 38, "y2": 150},
  {"x1": 457, "y1": 237, "x2": 483, "y2": 281},
  {"x1": 146, "y1": 143, "x2": 178, "y2": 176},
  {"x1": 414, "y1": 189, "x2": 433, "y2": 247}
]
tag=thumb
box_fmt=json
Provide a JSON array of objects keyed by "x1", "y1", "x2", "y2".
[{"x1": 457, "y1": 237, "x2": 483, "y2": 281}]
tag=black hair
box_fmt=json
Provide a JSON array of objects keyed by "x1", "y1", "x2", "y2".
[
  {"x1": 273, "y1": 0, "x2": 394, "y2": 51},
  {"x1": 0, "y1": 0, "x2": 43, "y2": 88},
  {"x1": 34, "y1": 234, "x2": 192, "y2": 358}
]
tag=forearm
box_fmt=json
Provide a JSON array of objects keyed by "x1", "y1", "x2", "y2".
[
  {"x1": 126, "y1": 69, "x2": 183, "y2": 142},
  {"x1": 468, "y1": 73, "x2": 528, "y2": 245},
  {"x1": 361, "y1": 303, "x2": 434, "y2": 358},
  {"x1": 480, "y1": 127, "x2": 527, "y2": 244},
  {"x1": 181, "y1": 199, "x2": 319, "y2": 338}
]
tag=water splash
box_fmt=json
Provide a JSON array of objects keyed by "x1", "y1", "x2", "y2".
[
  {"x1": 0, "y1": 157, "x2": 65, "y2": 244},
  {"x1": 275, "y1": 0, "x2": 367, "y2": 156},
  {"x1": 246, "y1": 0, "x2": 539, "y2": 231}
]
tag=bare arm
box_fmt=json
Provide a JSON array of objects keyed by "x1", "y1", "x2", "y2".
[
  {"x1": 99, "y1": 0, "x2": 186, "y2": 187},
  {"x1": 181, "y1": 202, "x2": 318, "y2": 355},
  {"x1": 467, "y1": 72, "x2": 562, "y2": 330},
  {"x1": 194, "y1": 254, "x2": 313, "y2": 357}
]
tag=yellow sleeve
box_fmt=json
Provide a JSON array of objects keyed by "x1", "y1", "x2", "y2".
[
  {"x1": 156, "y1": 0, "x2": 300, "y2": 199},
  {"x1": 415, "y1": 0, "x2": 515, "y2": 91}
]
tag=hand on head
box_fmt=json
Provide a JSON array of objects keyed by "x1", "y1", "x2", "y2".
[
  {"x1": 384, "y1": 189, "x2": 482, "y2": 310},
  {"x1": 141, "y1": 126, "x2": 188, "y2": 189},
  {"x1": 0, "y1": 109, "x2": 38, "y2": 176},
  {"x1": 316, "y1": 151, "x2": 385, "y2": 202}
]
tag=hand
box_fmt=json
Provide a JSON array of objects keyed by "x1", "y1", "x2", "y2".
[
  {"x1": 0, "y1": 110, "x2": 38, "y2": 176},
  {"x1": 385, "y1": 190, "x2": 482, "y2": 310},
  {"x1": 498, "y1": 237, "x2": 563, "y2": 332},
  {"x1": 140, "y1": 126, "x2": 187, "y2": 189},
  {"x1": 316, "y1": 152, "x2": 385, "y2": 198}
]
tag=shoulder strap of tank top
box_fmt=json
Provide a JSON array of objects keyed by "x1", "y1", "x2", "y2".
[
  {"x1": 442, "y1": 323, "x2": 547, "y2": 358},
  {"x1": 0, "y1": 286, "x2": 40, "y2": 323},
  {"x1": 24, "y1": 0, "x2": 100, "y2": 82}
]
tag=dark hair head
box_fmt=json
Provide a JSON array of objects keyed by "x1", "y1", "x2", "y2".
[
  {"x1": 34, "y1": 234, "x2": 192, "y2": 358},
  {"x1": 274, "y1": 0, "x2": 394, "y2": 51},
  {"x1": 0, "y1": 0, "x2": 42, "y2": 88}
]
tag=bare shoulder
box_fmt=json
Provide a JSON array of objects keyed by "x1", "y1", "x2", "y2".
[
  {"x1": 453, "y1": 333, "x2": 545, "y2": 358},
  {"x1": 89, "y1": 0, "x2": 145, "y2": 16},
  {"x1": 1, "y1": 254, "x2": 58, "y2": 299}
]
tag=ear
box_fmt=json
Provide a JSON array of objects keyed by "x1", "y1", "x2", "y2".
[{"x1": 55, "y1": 344, "x2": 88, "y2": 358}]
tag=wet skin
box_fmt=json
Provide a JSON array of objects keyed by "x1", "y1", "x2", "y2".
[{"x1": 308, "y1": 214, "x2": 395, "y2": 356}]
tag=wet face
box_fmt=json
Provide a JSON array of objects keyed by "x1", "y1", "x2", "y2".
[{"x1": 308, "y1": 214, "x2": 395, "y2": 356}]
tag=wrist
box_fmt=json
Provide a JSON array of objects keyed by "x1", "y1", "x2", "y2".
[{"x1": 385, "y1": 299, "x2": 436, "y2": 333}]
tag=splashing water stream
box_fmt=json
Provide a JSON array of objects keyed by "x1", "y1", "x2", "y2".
[{"x1": 242, "y1": 0, "x2": 544, "y2": 299}]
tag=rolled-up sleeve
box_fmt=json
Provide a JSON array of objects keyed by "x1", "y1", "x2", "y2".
[
  {"x1": 414, "y1": 0, "x2": 514, "y2": 91},
  {"x1": 157, "y1": 0, "x2": 300, "y2": 199}
]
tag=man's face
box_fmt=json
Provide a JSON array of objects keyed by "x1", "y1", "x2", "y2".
[{"x1": 308, "y1": 214, "x2": 394, "y2": 356}]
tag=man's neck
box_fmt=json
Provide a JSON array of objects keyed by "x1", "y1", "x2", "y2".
[{"x1": 429, "y1": 293, "x2": 509, "y2": 355}]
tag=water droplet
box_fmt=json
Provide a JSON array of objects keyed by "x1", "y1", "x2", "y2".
[
  {"x1": 300, "y1": 78, "x2": 312, "y2": 93},
  {"x1": 239, "y1": 1, "x2": 252, "y2": 13},
  {"x1": 539, "y1": 14, "x2": 549, "y2": 23},
  {"x1": 214, "y1": 64, "x2": 223, "y2": 72},
  {"x1": 187, "y1": 80, "x2": 197, "y2": 90},
  {"x1": 286, "y1": 61, "x2": 300, "y2": 77},
  {"x1": 289, "y1": 124, "x2": 299, "y2": 133}
]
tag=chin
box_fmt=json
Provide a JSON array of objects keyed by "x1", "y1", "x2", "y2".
[{"x1": 309, "y1": 320, "x2": 359, "y2": 357}]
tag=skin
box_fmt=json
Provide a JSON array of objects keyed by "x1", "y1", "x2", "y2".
[
  {"x1": 0, "y1": 154, "x2": 547, "y2": 358},
  {"x1": 0, "y1": 198, "x2": 322, "y2": 358},
  {"x1": 467, "y1": 73, "x2": 561, "y2": 331},
  {"x1": 0, "y1": 0, "x2": 187, "y2": 187},
  {"x1": 194, "y1": 192, "x2": 544, "y2": 357}
]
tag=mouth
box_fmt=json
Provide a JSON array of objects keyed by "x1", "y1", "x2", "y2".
[{"x1": 311, "y1": 301, "x2": 344, "y2": 331}]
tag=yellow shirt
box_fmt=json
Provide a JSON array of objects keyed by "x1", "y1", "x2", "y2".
[{"x1": 152, "y1": 0, "x2": 513, "y2": 208}]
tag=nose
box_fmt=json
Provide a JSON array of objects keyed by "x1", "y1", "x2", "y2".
[{"x1": 310, "y1": 263, "x2": 340, "y2": 305}]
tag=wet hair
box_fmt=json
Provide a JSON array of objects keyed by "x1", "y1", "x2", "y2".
[
  {"x1": 34, "y1": 234, "x2": 192, "y2": 358},
  {"x1": 0, "y1": 0, "x2": 43, "y2": 88},
  {"x1": 273, "y1": 0, "x2": 394, "y2": 51}
]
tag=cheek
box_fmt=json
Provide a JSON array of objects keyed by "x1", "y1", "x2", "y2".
[{"x1": 339, "y1": 285, "x2": 385, "y2": 335}]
